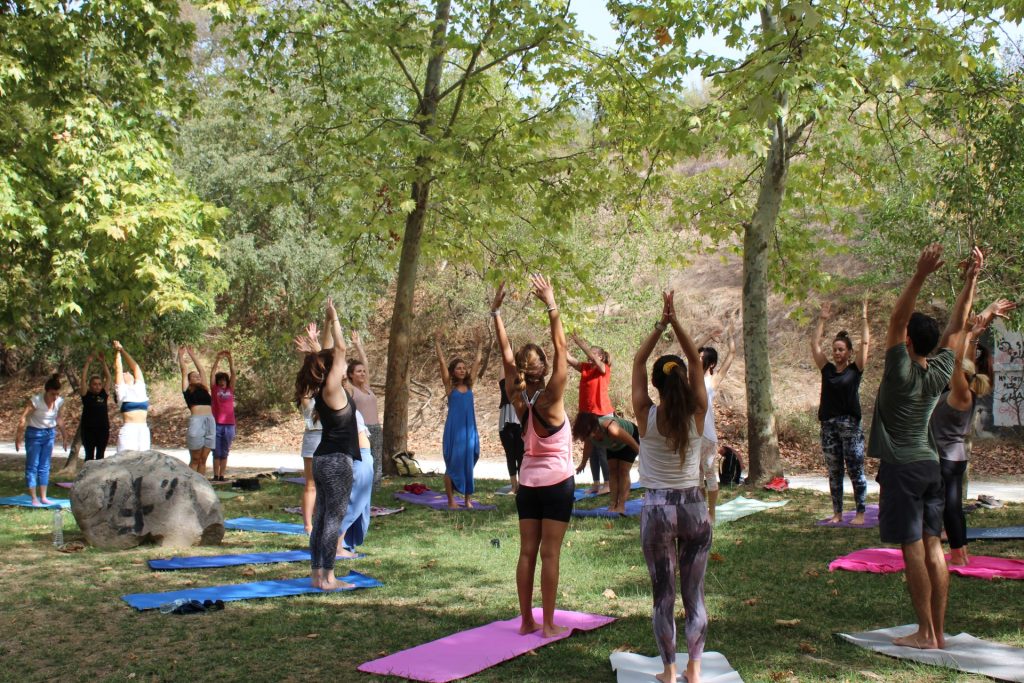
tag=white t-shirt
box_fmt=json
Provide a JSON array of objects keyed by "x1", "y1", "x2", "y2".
[
  {"x1": 639, "y1": 404, "x2": 702, "y2": 489},
  {"x1": 703, "y1": 376, "x2": 717, "y2": 443},
  {"x1": 355, "y1": 409, "x2": 369, "y2": 437},
  {"x1": 28, "y1": 394, "x2": 63, "y2": 429},
  {"x1": 116, "y1": 380, "x2": 148, "y2": 407}
]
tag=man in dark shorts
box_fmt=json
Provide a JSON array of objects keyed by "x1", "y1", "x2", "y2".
[{"x1": 869, "y1": 242, "x2": 982, "y2": 650}]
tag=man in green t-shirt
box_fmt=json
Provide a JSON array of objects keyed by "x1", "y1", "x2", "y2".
[{"x1": 869, "y1": 243, "x2": 982, "y2": 650}]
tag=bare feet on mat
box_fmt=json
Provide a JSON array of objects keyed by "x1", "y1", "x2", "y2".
[
  {"x1": 30, "y1": 498, "x2": 41, "y2": 507},
  {"x1": 310, "y1": 571, "x2": 322, "y2": 589},
  {"x1": 830, "y1": 513, "x2": 843, "y2": 524},
  {"x1": 320, "y1": 573, "x2": 354, "y2": 591},
  {"x1": 851, "y1": 511, "x2": 865, "y2": 526},
  {"x1": 464, "y1": 499, "x2": 474, "y2": 509},
  {"x1": 655, "y1": 664, "x2": 676, "y2": 683},
  {"x1": 336, "y1": 548, "x2": 360, "y2": 560},
  {"x1": 304, "y1": 525, "x2": 313, "y2": 534},
  {"x1": 519, "y1": 617, "x2": 542, "y2": 635},
  {"x1": 541, "y1": 623, "x2": 569, "y2": 638},
  {"x1": 686, "y1": 658, "x2": 701, "y2": 683},
  {"x1": 598, "y1": 484, "x2": 610, "y2": 495},
  {"x1": 40, "y1": 497, "x2": 52, "y2": 505},
  {"x1": 892, "y1": 630, "x2": 941, "y2": 649},
  {"x1": 949, "y1": 547, "x2": 969, "y2": 566}
]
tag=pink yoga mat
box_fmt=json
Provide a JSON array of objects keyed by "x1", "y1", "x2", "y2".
[
  {"x1": 56, "y1": 482, "x2": 74, "y2": 489},
  {"x1": 830, "y1": 548, "x2": 1024, "y2": 580},
  {"x1": 357, "y1": 609, "x2": 615, "y2": 682}
]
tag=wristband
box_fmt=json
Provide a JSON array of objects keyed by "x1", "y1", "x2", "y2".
[
  {"x1": 490, "y1": 309, "x2": 500, "y2": 318},
  {"x1": 546, "y1": 305, "x2": 558, "y2": 312}
]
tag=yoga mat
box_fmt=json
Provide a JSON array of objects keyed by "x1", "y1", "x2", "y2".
[
  {"x1": 966, "y1": 526, "x2": 1024, "y2": 541},
  {"x1": 610, "y1": 651, "x2": 743, "y2": 683},
  {"x1": 0, "y1": 494, "x2": 71, "y2": 509},
  {"x1": 225, "y1": 517, "x2": 306, "y2": 535},
  {"x1": 714, "y1": 496, "x2": 788, "y2": 525},
  {"x1": 282, "y1": 477, "x2": 306, "y2": 486},
  {"x1": 816, "y1": 504, "x2": 879, "y2": 528},
  {"x1": 122, "y1": 572, "x2": 382, "y2": 610},
  {"x1": 215, "y1": 490, "x2": 243, "y2": 500},
  {"x1": 56, "y1": 482, "x2": 74, "y2": 489},
  {"x1": 393, "y1": 490, "x2": 496, "y2": 511},
  {"x1": 357, "y1": 609, "x2": 615, "y2": 682},
  {"x1": 829, "y1": 547, "x2": 1024, "y2": 580},
  {"x1": 838, "y1": 625, "x2": 1024, "y2": 682},
  {"x1": 573, "y1": 498, "x2": 643, "y2": 518},
  {"x1": 574, "y1": 481, "x2": 642, "y2": 501},
  {"x1": 370, "y1": 506, "x2": 404, "y2": 517},
  {"x1": 148, "y1": 549, "x2": 363, "y2": 570}
]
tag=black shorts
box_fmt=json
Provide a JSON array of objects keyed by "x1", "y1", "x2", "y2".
[
  {"x1": 877, "y1": 459, "x2": 943, "y2": 545},
  {"x1": 606, "y1": 422, "x2": 639, "y2": 464},
  {"x1": 499, "y1": 425, "x2": 525, "y2": 477},
  {"x1": 516, "y1": 476, "x2": 575, "y2": 523}
]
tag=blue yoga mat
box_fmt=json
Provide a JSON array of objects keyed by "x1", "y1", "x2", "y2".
[
  {"x1": 573, "y1": 481, "x2": 642, "y2": 502},
  {"x1": 148, "y1": 549, "x2": 364, "y2": 570},
  {"x1": 122, "y1": 571, "x2": 383, "y2": 610},
  {"x1": 966, "y1": 526, "x2": 1024, "y2": 541},
  {"x1": 572, "y1": 498, "x2": 643, "y2": 518},
  {"x1": 225, "y1": 517, "x2": 306, "y2": 535},
  {"x1": 0, "y1": 494, "x2": 71, "y2": 509}
]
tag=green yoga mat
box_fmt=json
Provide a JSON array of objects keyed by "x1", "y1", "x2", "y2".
[
  {"x1": 215, "y1": 490, "x2": 244, "y2": 500},
  {"x1": 715, "y1": 495, "x2": 789, "y2": 525}
]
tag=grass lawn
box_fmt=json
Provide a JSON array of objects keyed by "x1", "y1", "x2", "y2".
[{"x1": 1, "y1": 465, "x2": 1022, "y2": 683}]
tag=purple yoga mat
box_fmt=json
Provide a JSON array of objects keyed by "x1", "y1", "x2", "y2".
[
  {"x1": 358, "y1": 609, "x2": 615, "y2": 682},
  {"x1": 282, "y1": 477, "x2": 306, "y2": 486},
  {"x1": 816, "y1": 504, "x2": 879, "y2": 528},
  {"x1": 56, "y1": 482, "x2": 74, "y2": 489},
  {"x1": 830, "y1": 547, "x2": 1024, "y2": 580},
  {"x1": 393, "y1": 490, "x2": 496, "y2": 511}
]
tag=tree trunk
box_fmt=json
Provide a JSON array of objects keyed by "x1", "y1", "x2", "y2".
[
  {"x1": 57, "y1": 362, "x2": 83, "y2": 476},
  {"x1": 380, "y1": 0, "x2": 451, "y2": 474}
]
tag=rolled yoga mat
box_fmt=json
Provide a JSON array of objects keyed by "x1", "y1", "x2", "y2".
[
  {"x1": 966, "y1": 526, "x2": 1024, "y2": 541},
  {"x1": 225, "y1": 517, "x2": 305, "y2": 535},
  {"x1": 816, "y1": 503, "x2": 880, "y2": 528},
  {"x1": 392, "y1": 490, "x2": 496, "y2": 511},
  {"x1": 837, "y1": 625, "x2": 1024, "y2": 682},
  {"x1": 0, "y1": 494, "x2": 71, "y2": 509},
  {"x1": 357, "y1": 609, "x2": 615, "y2": 683},
  {"x1": 122, "y1": 571, "x2": 382, "y2": 610},
  {"x1": 148, "y1": 549, "x2": 363, "y2": 570},
  {"x1": 714, "y1": 496, "x2": 788, "y2": 525},
  {"x1": 829, "y1": 547, "x2": 1024, "y2": 580},
  {"x1": 610, "y1": 651, "x2": 744, "y2": 683}
]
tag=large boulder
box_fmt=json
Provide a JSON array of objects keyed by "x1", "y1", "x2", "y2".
[{"x1": 70, "y1": 451, "x2": 224, "y2": 549}]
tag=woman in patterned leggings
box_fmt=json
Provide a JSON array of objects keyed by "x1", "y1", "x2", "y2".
[{"x1": 632, "y1": 291, "x2": 711, "y2": 683}]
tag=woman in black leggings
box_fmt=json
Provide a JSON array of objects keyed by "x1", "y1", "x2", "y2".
[
  {"x1": 79, "y1": 352, "x2": 111, "y2": 461},
  {"x1": 294, "y1": 298, "x2": 360, "y2": 590}
]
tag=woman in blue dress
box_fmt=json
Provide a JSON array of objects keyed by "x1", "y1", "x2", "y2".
[{"x1": 435, "y1": 331, "x2": 483, "y2": 509}]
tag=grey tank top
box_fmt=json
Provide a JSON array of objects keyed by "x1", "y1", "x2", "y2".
[{"x1": 928, "y1": 391, "x2": 974, "y2": 462}]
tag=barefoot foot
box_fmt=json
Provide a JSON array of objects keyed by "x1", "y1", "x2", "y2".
[
  {"x1": 336, "y1": 548, "x2": 360, "y2": 560},
  {"x1": 830, "y1": 513, "x2": 843, "y2": 524},
  {"x1": 851, "y1": 512, "x2": 866, "y2": 526},
  {"x1": 892, "y1": 630, "x2": 940, "y2": 649},
  {"x1": 519, "y1": 618, "x2": 541, "y2": 635},
  {"x1": 542, "y1": 623, "x2": 569, "y2": 638}
]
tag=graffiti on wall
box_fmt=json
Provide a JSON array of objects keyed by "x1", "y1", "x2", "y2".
[{"x1": 993, "y1": 321, "x2": 1024, "y2": 428}]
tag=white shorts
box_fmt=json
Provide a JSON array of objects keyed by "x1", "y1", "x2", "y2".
[
  {"x1": 117, "y1": 422, "x2": 151, "y2": 454},
  {"x1": 700, "y1": 436, "x2": 718, "y2": 491},
  {"x1": 186, "y1": 414, "x2": 216, "y2": 450},
  {"x1": 300, "y1": 429, "x2": 322, "y2": 458}
]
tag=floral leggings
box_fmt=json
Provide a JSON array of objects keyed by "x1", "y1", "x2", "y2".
[{"x1": 820, "y1": 415, "x2": 867, "y2": 515}]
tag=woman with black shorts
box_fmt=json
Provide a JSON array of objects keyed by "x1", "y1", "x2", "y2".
[
  {"x1": 492, "y1": 275, "x2": 573, "y2": 639},
  {"x1": 574, "y1": 412, "x2": 639, "y2": 514}
]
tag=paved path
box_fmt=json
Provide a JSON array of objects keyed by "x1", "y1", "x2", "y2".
[{"x1": 1, "y1": 443, "x2": 1021, "y2": 502}]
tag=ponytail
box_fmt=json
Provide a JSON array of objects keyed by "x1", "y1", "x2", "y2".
[
  {"x1": 962, "y1": 358, "x2": 992, "y2": 398},
  {"x1": 514, "y1": 343, "x2": 548, "y2": 393}
]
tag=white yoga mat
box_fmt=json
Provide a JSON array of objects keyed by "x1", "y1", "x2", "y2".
[
  {"x1": 838, "y1": 624, "x2": 1024, "y2": 682},
  {"x1": 714, "y1": 496, "x2": 788, "y2": 525},
  {"x1": 610, "y1": 651, "x2": 744, "y2": 683}
]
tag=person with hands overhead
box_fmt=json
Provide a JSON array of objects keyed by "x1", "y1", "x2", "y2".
[
  {"x1": 435, "y1": 329, "x2": 483, "y2": 509},
  {"x1": 113, "y1": 341, "x2": 150, "y2": 454},
  {"x1": 178, "y1": 346, "x2": 215, "y2": 475},
  {"x1": 633, "y1": 291, "x2": 711, "y2": 683},
  {"x1": 869, "y1": 244, "x2": 983, "y2": 650},
  {"x1": 811, "y1": 300, "x2": 871, "y2": 524},
  {"x1": 348, "y1": 330, "x2": 384, "y2": 491},
  {"x1": 15, "y1": 373, "x2": 68, "y2": 506},
  {"x1": 79, "y1": 352, "x2": 112, "y2": 461},
  {"x1": 294, "y1": 320, "x2": 331, "y2": 534},
  {"x1": 693, "y1": 322, "x2": 736, "y2": 523},
  {"x1": 210, "y1": 350, "x2": 237, "y2": 481},
  {"x1": 492, "y1": 276, "x2": 575, "y2": 639},
  {"x1": 568, "y1": 332, "x2": 612, "y2": 494}
]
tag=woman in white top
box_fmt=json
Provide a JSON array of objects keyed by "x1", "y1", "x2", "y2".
[
  {"x1": 347, "y1": 331, "x2": 383, "y2": 491},
  {"x1": 631, "y1": 291, "x2": 710, "y2": 683},
  {"x1": 696, "y1": 326, "x2": 735, "y2": 523},
  {"x1": 113, "y1": 340, "x2": 151, "y2": 453},
  {"x1": 295, "y1": 321, "x2": 329, "y2": 534},
  {"x1": 15, "y1": 373, "x2": 68, "y2": 506}
]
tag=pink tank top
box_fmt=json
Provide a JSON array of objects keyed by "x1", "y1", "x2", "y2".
[
  {"x1": 519, "y1": 405, "x2": 574, "y2": 488},
  {"x1": 211, "y1": 387, "x2": 235, "y2": 425}
]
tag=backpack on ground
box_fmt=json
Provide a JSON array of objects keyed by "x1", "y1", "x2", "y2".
[
  {"x1": 719, "y1": 446, "x2": 743, "y2": 486},
  {"x1": 392, "y1": 451, "x2": 423, "y2": 477}
]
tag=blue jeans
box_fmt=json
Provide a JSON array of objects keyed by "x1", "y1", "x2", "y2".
[
  {"x1": 24, "y1": 427, "x2": 55, "y2": 488},
  {"x1": 215, "y1": 424, "x2": 236, "y2": 460}
]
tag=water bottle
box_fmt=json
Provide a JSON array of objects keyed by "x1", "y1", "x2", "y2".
[
  {"x1": 52, "y1": 508, "x2": 64, "y2": 547},
  {"x1": 159, "y1": 599, "x2": 190, "y2": 615}
]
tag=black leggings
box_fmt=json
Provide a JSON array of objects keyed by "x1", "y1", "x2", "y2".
[
  {"x1": 941, "y1": 459, "x2": 968, "y2": 550},
  {"x1": 500, "y1": 425, "x2": 524, "y2": 478},
  {"x1": 310, "y1": 454, "x2": 354, "y2": 571},
  {"x1": 82, "y1": 428, "x2": 109, "y2": 461}
]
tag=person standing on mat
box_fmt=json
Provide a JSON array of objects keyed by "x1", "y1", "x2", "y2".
[
  {"x1": 79, "y1": 352, "x2": 111, "y2": 461},
  {"x1": 869, "y1": 243, "x2": 983, "y2": 650},
  {"x1": 435, "y1": 331, "x2": 483, "y2": 509},
  {"x1": 210, "y1": 350, "x2": 237, "y2": 482},
  {"x1": 498, "y1": 377, "x2": 525, "y2": 494},
  {"x1": 338, "y1": 409, "x2": 374, "y2": 559},
  {"x1": 929, "y1": 299, "x2": 1016, "y2": 566},
  {"x1": 568, "y1": 333, "x2": 612, "y2": 494},
  {"x1": 14, "y1": 373, "x2": 68, "y2": 506},
  {"x1": 811, "y1": 300, "x2": 871, "y2": 524},
  {"x1": 113, "y1": 341, "x2": 151, "y2": 453},
  {"x1": 294, "y1": 297, "x2": 359, "y2": 590},
  {"x1": 294, "y1": 321, "x2": 331, "y2": 534},
  {"x1": 633, "y1": 290, "x2": 710, "y2": 683},
  {"x1": 573, "y1": 412, "x2": 639, "y2": 514},
  {"x1": 492, "y1": 276, "x2": 574, "y2": 639},
  {"x1": 348, "y1": 330, "x2": 384, "y2": 491},
  {"x1": 695, "y1": 326, "x2": 735, "y2": 524},
  {"x1": 177, "y1": 346, "x2": 215, "y2": 475}
]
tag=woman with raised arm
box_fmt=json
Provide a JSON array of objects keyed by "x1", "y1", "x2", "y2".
[
  {"x1": 930, "y1": 299, "x2": 1017, "y2": 566},
  {"x1": 209, "y1": 350, "x2": 237, "y2": 482},
  {"x1": 293, "y1": 298, "x2": 360, "y2": 590},
  {"x1": 294, "y1": 321, "x2": 330, "y2": 534},
  {"x1": 568, "y1": 333, "x2": 612, "y2": 494},
  {"x1": 348, "y1": 331, "x2": 383, "y2": 491},
  {"x1": 810, "y1": 300, "x2": 871, "y2": 524},
  {"x1": 435, "y1": 331, "x2": 483, "y2": 509},
  {"x1": 112, "y1": 341, "x2": 151, "y2": 453},
  {"x1": 178, "y1": 346, "x2": 215, "y2": 475},
  {"x1": 14, "y1": 374, "x2": 67, "y2": 506},
  {"x1": 493, "y1": 276, "x2": 574, "y2": 639},
  {"x1": 632, "y1": 291, "x2": 710, "y2": 683},
  {"x1": 697, "y1": 325, "x2": 736, "y2": 523},
  {"x1": 79, "y1": 352, "x2": 112, "y2": 461}
]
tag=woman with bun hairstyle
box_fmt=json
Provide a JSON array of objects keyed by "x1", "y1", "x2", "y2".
[
  {"x1": 79, "y1": 352, "x2": 111, "y2": 461},
  {"x1": 14, "y1": 373, "x2": 68, "y2": 506},
  {"x1": 810, "y1": 301, "x2": 871, "y2": 524},
  {"x1": 632, "y1": 291, "x2": 709, "y2": 683},
  {"x1": 492, "y1": 275, "x2": 574, "y2": 639},
  {"x1": 434, "y1": 331, "x2": 483, "y2": 509}
]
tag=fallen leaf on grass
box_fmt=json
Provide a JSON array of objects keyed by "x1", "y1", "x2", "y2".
[
  {"x1": 858, "y1": 672, "x2": 885, "y2": 681},
  {"x1": 710, "y1": 552, "x2": 724, "y2": 562},
  {"x1": 743, "y1": 598, "x2": 759, "y2": 606},
  {"x1": 805, "y1": 569, "x2": 820, "y2": 578},
  {"x1": 768, "y1": 670, "x2": 796, "y2": 683},
  {"x1": 734, "y1": 539, "x2": 743, "y2": 546},
  {"x1": 421, "y1": 560, "x2": 436, "y2": 569},
  {"x1": 604, "y1": 522, "x2": 614, "y2": 530},
  {"x1": 242, "y1": 568, "x2": 256, "y2": 576},
  {"x1": 798, "y1": 641, "x2": 816, "y2": 653},
  {"x1": 775, "y1": 619, "x2": 801, "y2": 627},
  {"x1": 305, "y1": 633, "x2": 319, "y2": 639},
  {"x1": 603, "y1": 588, "x2": 618, "y2": 600},
  {"x1": 100, "y1": 566, "x2": 113, "y2": 571}
]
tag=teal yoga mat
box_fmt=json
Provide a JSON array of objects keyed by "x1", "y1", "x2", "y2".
[
  {"x1": 714, "y1": 495, "x2": 788, "y2": 525},
  {"x1": 225, "y1": 517, "x2": 305, "y2": 535},
  {"x1": 0, "y1": 494, "x2": 71, "y2": 509}
]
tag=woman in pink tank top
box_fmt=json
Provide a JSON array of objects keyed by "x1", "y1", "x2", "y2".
[{"x1": 491, "y1": 275, "x2": 574, "y2": 639}]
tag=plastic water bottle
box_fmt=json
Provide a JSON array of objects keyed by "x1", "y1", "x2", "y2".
[
  {"x1": 52, "y1": 508, "x2": 64, "y2": 547},
  {"x1": 159, "y1": 599, "x2": 189, "y2": 615}
]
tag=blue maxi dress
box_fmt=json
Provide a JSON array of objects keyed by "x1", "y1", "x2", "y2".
[
  {"x1": 443, "y1": 388, "x2": 480, "y2": 495},
  {"x1": 342, "y1": 446, "x2": 373, "y2": 550}
]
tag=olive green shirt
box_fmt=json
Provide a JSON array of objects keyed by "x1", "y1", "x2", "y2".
[{"x1": 868, "y1": 344, "x2": 955, "y2": 464}]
